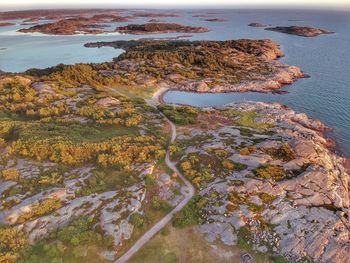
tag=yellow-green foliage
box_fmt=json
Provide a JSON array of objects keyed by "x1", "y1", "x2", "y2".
[
  {"x1": 9, "y1": 133, "x2": 164, "y2": 167},
  {"x1": 239, "y1": 146, "x2": 257, "y2": 155},
  {"x1": 262, "y1": 143, "x2": 296, "y2": 162},
  {"x1": 0, "y1": 79, "x2": 69, "y2": 118},
  {"x1": 0, "y1": 169, "x2": 20, "y2": 181},
  {"x1": 255, "y1": 165, "x2": 287, "y2": 181},
  {"x1": 17, "y1": 198, "x2": 63, "y2": 224},
  {"x1": 46, "y1": 64, "x2": 115, "y2": 89},
  {"x1": 0, "y1": 138, "x2": 5, "y2": 147},
  {"x1": 0, "y1": 226, "x2": 27, "y2": 263}
]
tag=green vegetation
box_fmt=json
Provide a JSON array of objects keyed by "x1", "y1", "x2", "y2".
[
  {"x1": 158, "y1": 105, "x2": 199, "y2": 125},
  {"x1": 179, "y1": 151, "x2": 247, "y2": 188},
  {"x1": 20, "y1": 217, "x2": 113, "y2": 263},
  {"x1": 223, "y1": 109, "x2": 273, "y2": 130},
  {"x1": 151, "y1": 197, "x2": 172, "y2": 212},
  {"x1": 173, "y1": 196, "x2": 206, "y2": 227}
]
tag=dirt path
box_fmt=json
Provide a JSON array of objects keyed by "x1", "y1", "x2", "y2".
[{"x1": 114, "y1": 98, "x2": 195, "y2": 263}]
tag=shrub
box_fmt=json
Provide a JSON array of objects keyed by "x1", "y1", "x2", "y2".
[
  {"x1": 239, "y1": 146, "x2": 257, "y2": 155},
  {"x1": 151, "y1": 197, "x2": 171, "y2": 212},
  {"x1": 255, "y1": 165, "x2": 287, "y2": 181},
  {"x1": 17, "y1": 198, "x2": 62, "y2": 224},
  {"x1": 1, "y1": 169, "x2": 20, "y2": 181},
  {"x1": 263, "y1": 143, "x2": 295, "y2": 162},
  {"x1": 222, "y1": 159, "x2": 235, "y2": 170}
]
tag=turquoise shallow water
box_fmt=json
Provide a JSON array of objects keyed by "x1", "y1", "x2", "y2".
[{"x1": 0, "y1": 9, "x2": 349, "y2": 155}]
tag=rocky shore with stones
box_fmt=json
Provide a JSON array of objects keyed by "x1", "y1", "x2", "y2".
[{"x1": 172, "y1": 101, "x2": 349, "y2": 263}]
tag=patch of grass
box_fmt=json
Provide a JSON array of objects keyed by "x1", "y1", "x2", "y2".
[
  {"x1": 225, "y1": 110, "x2": 273, "y2": 130},
  {"x1": 237, "y1": 226, "x2": 252, "y2": 250},
  {"x1": 110, "y1": 85, "x2": 158, "y2": 99}
]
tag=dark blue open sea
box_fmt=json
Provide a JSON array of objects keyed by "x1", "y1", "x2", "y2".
[{"x1": 0, "y1": 9, "x2": 349, "y2": 155}]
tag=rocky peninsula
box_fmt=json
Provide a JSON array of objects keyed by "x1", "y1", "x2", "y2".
[
  {"x1": 265, "y1": 26, "x2": 334, "y2": 37},
  {"x1": 85, "y1": 39, "x2": 305, "y2": 93},
  {"x1": 168, "y1": 101, "x2": 349, "y2": 263}
]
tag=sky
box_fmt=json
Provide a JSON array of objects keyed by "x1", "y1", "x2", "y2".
[{"x1": 1, "y1": 0, "x2": 350, "y2": 10}]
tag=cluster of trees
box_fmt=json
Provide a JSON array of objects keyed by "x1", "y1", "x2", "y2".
[
  {"x1": 45, "y1": 64, "x2": 116, "y2": 89},
  {"x1": 77, "y1": 97, "x2": 144, "y2": 127},
  {"x1": 20, "y1": 216, "x2": 114, "y2": 263},
  {"x1": 0, "y1": 79, "x2": 69, "y2": 119},
  {"x1": 158, "y1": 105, "x2": 198, "y2": 125},
  {"x1": 0, "y1": 226, "x2": 27, "y2": 263},
  {"x1": 9, "y1": 135, "x2": 165, "y2": 168}
]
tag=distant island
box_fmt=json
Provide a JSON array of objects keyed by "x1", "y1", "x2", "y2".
[
  {"x1": 204, "y1": 18, "x2": 227, "y2": 22},
  {"x1": 0, "y1": 22, "x2": 15, "y2": 27},
  {"x1": 265, "y1": 26, "x2": 334, "y2": 37},
  {"x1": 115, "y1": 23, "x2": 210, "y2": 34},
  {"x1": 248, "y1": 22, "x2": 267, "y2": 27}
]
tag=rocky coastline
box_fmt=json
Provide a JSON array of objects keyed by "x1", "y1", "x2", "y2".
[
  {"x1": 265, "y1": 26, "x2": 334, "y2": 37},
  {"x1": 85, "y1": 39, "x2": 305, "y2": 93},
  {"x1": 171, "y1": 101, "x2": 349, "y2": 263}
]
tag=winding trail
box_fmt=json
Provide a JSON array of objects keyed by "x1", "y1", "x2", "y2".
[{"x1": 114, "y1": 109, "x2": 195, "y2": 263}]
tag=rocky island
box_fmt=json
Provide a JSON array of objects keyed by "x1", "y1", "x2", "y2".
[
  {"x1": 18, "y1": 17, "x2": 112, "y2": 35},
  {"x1": 204, "y1": 18, "x2": 227, "y2": 22},
  {"x1": 0, "y1": 22, "x2": 15, "y2": 27},
  {"x1": 85, "y1": 39, "x2": 304, "y2": 93},
  {"x1": 115, "y1": 23, "x2": 210, "y2": 34},
  {"x1": 248, "y1": 22, "x2": 268, "y2": 27},
  {"x1": 265, "y1": 26, "x2": 334, "y2": 37}
]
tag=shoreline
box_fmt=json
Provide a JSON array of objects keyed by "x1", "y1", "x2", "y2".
[{"x1": 155, "y1": 87, "x2": 350, "y2": 160}]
